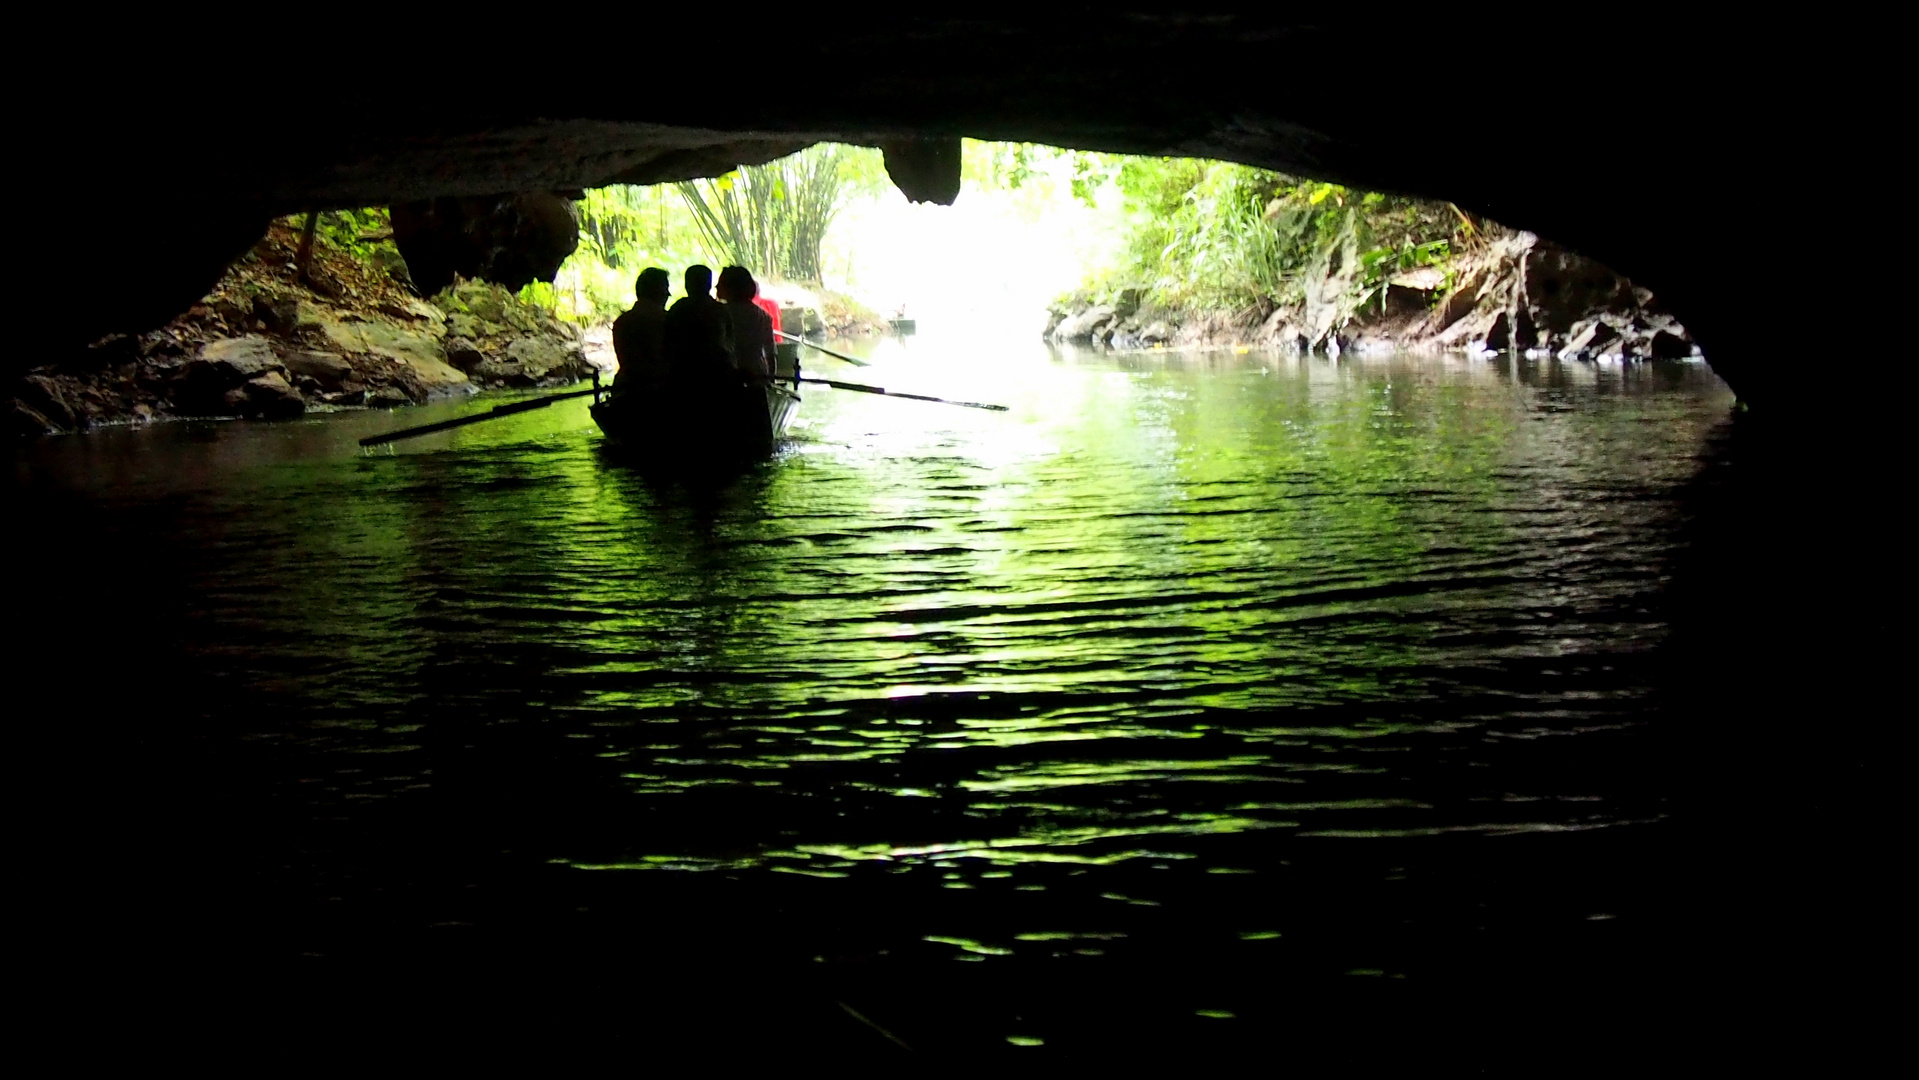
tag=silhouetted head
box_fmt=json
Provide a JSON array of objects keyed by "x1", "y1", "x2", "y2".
[
  {"x1": 635, "y1": 267, "x2": 670, "y2": 302},
  {"x1": 684, "y1": 265, "x2": 713, "y2": 297},
  {"x1": 717, "y1": 265, "x2": 758, "y2": 302}
]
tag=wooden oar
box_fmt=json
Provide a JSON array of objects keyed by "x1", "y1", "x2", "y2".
[
  {"x1": 799, "y1": 377, "x2": 1007, "y2": 412},
  {"x1": 358, "y1": 385, "x2": 598, "y2": 447},
  {"x1": 774, "y1": 330, "x2": 869, "y2": 367}
]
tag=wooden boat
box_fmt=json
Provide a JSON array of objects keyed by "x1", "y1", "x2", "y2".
[{"x1": 589, "y1": 373, "x2": 801, "y2": 460}]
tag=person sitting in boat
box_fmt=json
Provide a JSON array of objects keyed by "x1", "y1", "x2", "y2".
[
  {"x1": 663, "y1": 264, "x2": 734, "y2": 386},
  {"x1": 610, "y1": 266, "x2": 670, "y2": 391},
  {"x1": 716, "y1": 265, "x2": 776, "y2": 381}
]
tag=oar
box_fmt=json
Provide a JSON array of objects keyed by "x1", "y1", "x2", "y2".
[
  {"x1": 358, "y1": 385, "x2": 599, "y2": 447},
  {"x1": 774, "y1": 330, "x2": 869, "y2": 367},
  {"x1": 799, "y1": 377, "x2": 1007, "y2": 412}
]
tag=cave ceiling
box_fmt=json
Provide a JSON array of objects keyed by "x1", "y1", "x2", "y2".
[{"x1": 39, "y1": 14, "x2": 1792, "y2": 399}]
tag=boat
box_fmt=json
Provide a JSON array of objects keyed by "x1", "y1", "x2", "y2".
[
  {"x1": 589, "y1": 369, "x2": 802, "y2": 460},
  {"x1": 591, "y1": 292, "x2": 804, "y2": 460}
]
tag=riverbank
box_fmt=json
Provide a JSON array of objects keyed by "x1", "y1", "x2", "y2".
[
  {"x1": 10, "y1": 219, "x2": 596, "y2": 437},
  {"x1": 1047, "y1": 229, "x2": 1697, "y2": 361}
]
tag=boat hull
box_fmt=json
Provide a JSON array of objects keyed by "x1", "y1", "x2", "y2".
[{"x1": 590, "y1": 379, "x2": 801, "y2": 461}]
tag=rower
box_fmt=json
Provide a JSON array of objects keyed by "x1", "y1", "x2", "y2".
[
  {"x1": 663, "y1": 264, "x2": 734, "y2": 387},
  {"x1": 716, "y1": 265, "x2": 776, "y2": 381},
  {"x1": 610, "y1": 267, "x2": 670, "y2": 392}
]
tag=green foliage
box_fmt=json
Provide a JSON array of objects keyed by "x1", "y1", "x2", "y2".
[
  {"x1": 1069, "y1": 155, "x2": 1471, "y2": 323},
  {"x1": 1357, "y1": 238, "x2": 1453, "y2": 313},
  {"x1": 962, "y1": 141, "x2": 1052, "y2": 190},
  {"x1": 312, "y1": 207, "x2": 393, "y2": 260},
  {"x1": 676, "y1": 144, "x2": 884, "y2": 283},
  {"x1": 546, "y1": 144, "x2": 886, "y2": 322}
]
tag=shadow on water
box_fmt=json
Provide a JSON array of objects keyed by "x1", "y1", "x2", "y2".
[{"x1": 11, "y1": 352, "x2": 1891, "y2": 1066}]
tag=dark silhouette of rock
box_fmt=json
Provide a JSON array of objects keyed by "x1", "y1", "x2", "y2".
[
  {"x1": 444, "y1": 337, "x2": 484, "y2": 372},
  {"x1": 222, "y1": 370, "x2": 304, "y2": 419},
  {"x1": 880, "y1": 138, "x2": 963, "y2": 205},
  {"x1": 172, "y1": 335, "x2": 289, "y2": 415},
  {"x1": 281, "y1": 350, "x2": 353, "y2": 391},
  {"x1": 8, "y1": 400, "x2": 57, "y2": 437},
  {"x1": 18, "y1": 375, "x2": 78, "y2": 431},
  {"x1": 252, "y1": 295, "x2": 302, "y2": 335},
  {"x1": 391, "y1": 193, "x2": 581, "y2": 297},
  {"x1": 1650, "y1": 329, "x2": 1693, "y2": 359}
]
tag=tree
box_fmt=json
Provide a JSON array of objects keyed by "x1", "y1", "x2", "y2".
[{"x1": 675, "y1": 144, "x2": 882, "y2": 282}]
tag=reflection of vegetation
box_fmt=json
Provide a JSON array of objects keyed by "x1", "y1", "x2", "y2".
[{"x1": 218, "y1": 355, "x2": 1724, "y2": 882}]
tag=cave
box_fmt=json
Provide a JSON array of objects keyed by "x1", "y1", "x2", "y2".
[
  {"x1": 39, "y1": 15, "x2": 1795, "y2": 404},
  {"x1": 17, "y1": 14, "x2": 1889, "y2": 1068}
]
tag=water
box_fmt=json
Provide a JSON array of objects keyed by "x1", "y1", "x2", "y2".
[{"x1": 13, "y1": 341, "x2": 1740, "y2": 1056}]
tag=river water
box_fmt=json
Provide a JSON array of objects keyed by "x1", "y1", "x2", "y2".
[{"x1": 14, "y1": 341, "x2": 1740, "y2": 1057}]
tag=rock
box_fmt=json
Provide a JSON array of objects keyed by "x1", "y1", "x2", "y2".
[
  {"x1": 504, "y1": 336, "x2": 583, "y2": 382},
  {"x1": 1054, "y1": 304, "x2": 1117, "y2": 343},
  {"x1": 444, "y1": 337, "x2": 484, "y2": 372},
  {"x1": 1518, "y1": 241, "x2": 1633, "y2": 338},
  {"x1": 197, "y1": 335, "x2": 283, "y2": 379},
  {"x1": 443, "y1": 312, "x2": 483, "y2": 341},
  {"x1": 1410, "y1": 231, "x2": 1699, "y2": 363},
  {"x1": 371, "y1": 246, "x2": 415, "y2": 291},
  {"x1": 19, "y1": 374, "x2": 78, "y2": 430},
  {"x1": 307, "y1": 312, "x2": 467, "y2": 393},
  {"x1": 222, "y1": 370, "x2": 304, "y2": 419},
  {"x1": 879, "y1": 137, "x2": 963, "y2": 205},
  {"x1": 376, "y1": 296, "x2": 447, "y2": 330},
  {"x1": 1389, "y1": 265, "x2": 1446, "y2": 291},
  {"x1": 208, "y1": 293, "x2": 253, "y2": 327},
  {"x1": 366, "y1": 386, "x2": 413, "y2": 408},
  {"x1": 1557, "y1": 319, "x2": 1603, "y2": 361},
  {"x1": 9, "y1": 400, "x2": 58, "y2": 437},
  {"x1": 450, "y1": 283, "x2": 507, "y2": 324},
  {"x1": 1139, "y1": 320, "x2": 1172, "y2": 344},
  {"x1": 1114, "y1": 288, "x2": 1142, "y2": 320},
  {"x1": 253, "y1": 295, "x2": 301, "y2": 335},
  {"x1": 173, "y1": 335, "x2": 287, "y2": 415},
  {"x1": 282, "y1": 350, "x2": 353, "y2": 390},
  {"x1": 391, "y1": 192, "x2": 580, "y2": 296},
  {"x1": 1649, "y1": 328, "x2": 1693, "y2": 359},
  {"x1": 1482, "y1": 310, "x2": 1512, "y2": 351},
  {"x1": 1377, "y1": 283, "x2": 1430, "y2": 317},
  {"x1": 470, "y1": 359, "x2": 537, "y2": 388}
]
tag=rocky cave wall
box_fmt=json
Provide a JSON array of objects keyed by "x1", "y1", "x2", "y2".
[{"x1": 32, "y1": 15, "x2": 1809, "y2": 404}]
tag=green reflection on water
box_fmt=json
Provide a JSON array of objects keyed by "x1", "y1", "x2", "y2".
[{"x1": 73, "y1": 349, "x2": 1727, "y2": 881}]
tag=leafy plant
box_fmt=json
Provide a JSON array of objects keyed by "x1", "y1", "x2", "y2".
[
  {"x1": 1072, "y1": 154, "x2": 1475, "y2": 332},
  {"x1": 675, "y1": 144, "x2": 883, "y2": 283}
]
